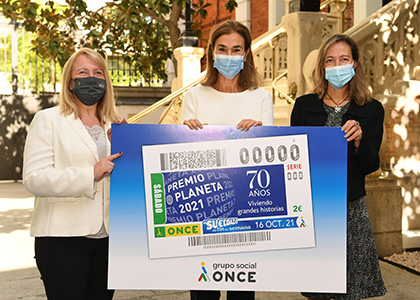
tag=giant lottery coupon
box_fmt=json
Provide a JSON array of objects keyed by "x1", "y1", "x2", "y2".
[
  {"x1": 142, "y1": 134, "x2": 315, "y2": 259},
  {"x1": 109, "y1": 124, "x2": 348, "y2": 292}
]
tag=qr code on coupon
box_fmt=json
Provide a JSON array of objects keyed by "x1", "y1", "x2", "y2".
[{"x1": 160, "y1": 149, "x2": 227, "y2": 171}]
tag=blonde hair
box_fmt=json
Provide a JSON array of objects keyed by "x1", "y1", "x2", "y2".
[
  {"x1": 201, "y1": 20, "x2": 261, "y2": 90},
  {"x1": 59, "y1": 48, "x2": 119, "y2": 123},
  {"x1": 312, "y1": 34, "x2": 372, "y2": 106}
]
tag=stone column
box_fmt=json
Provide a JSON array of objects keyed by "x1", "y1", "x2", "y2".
[
  {"x1": 283, "y1": 0, "x2": 300, "y2": 14},
  {"x1": 282, "y1": 12, "x2": 327, "y2": 97},
  {"x1": 365, "y1": 178, "x2": 403, "y2": 257},
  {"x1": 11, "y1": 21, "x2": 18, "y2": 95},
  {"x1": 236, "y1": 0, "x2": 251, "y2": 29},
  {"x1": 269, "y1": 0, "x2": 286, "y2": 30},
  {"x1": 172, "y1": 46, "x2": 205, "y2": 91},
  {"x1": 354, "y1": 0, "x2": 382, "y2": 26}
]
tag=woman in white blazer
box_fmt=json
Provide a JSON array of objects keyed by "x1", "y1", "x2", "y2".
[{"x1": 23, "y1": 48, "x2": 122, "y2": 300}]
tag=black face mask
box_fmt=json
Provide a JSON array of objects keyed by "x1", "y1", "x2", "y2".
[{"x1": 71, "y1": 77, "x2": 106, "y2": 106}]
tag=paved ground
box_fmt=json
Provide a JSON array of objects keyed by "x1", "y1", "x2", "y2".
[{"x1": 1, "y1": 181, "x2": 420, "y2": 300}]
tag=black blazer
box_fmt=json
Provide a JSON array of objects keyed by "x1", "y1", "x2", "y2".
[{"x1": 290, "y1": 93, "x2": 384, "y2": 201}]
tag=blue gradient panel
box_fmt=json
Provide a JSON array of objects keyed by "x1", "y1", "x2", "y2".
[{"x1": 109, "y1": 124, "x2": 347, "y2": 291}]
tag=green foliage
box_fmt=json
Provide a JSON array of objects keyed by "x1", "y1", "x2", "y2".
[
  {"x1": 191, "y1": 0, "x2": 211, "y2": 39},
  {"x1": 0, "y1": 0, "x2": 238, "y2": 85},
  {"x1": 1, "y1": 0, "x2": 86, "y2": 67},
  {"x1": 81, "y1": 0, "x2": 172, "y2": 82},
  {"x1": 225, "y1": 0, "x2": 238, "y2": 12}
]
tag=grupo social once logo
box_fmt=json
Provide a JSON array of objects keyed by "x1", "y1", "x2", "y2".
[
  {"x1": 198, "y1": 262, "x2": 210, "y2": 282},
  {"x1": 198, "y1": 261, "x2": 257, "y2": 284}
]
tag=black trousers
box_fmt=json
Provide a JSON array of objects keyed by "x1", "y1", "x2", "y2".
[
  {"x1": 35, "y1": 236, "x2": 114, "y2": 300},
  {"x1": 190, "y1": 290, "x2": 255, "y2": 300}
]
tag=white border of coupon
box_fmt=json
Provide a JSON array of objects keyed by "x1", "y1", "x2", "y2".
[{"x1": 142, "y1": 134, "x2": 315, "y2": 259}]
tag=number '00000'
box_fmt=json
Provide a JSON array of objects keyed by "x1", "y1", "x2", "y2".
[{"x1": 239, "y1": 145, "x2": 300, "y2": 165}]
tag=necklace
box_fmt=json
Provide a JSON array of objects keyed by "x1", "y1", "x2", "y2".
[{"x1": 326, "y1": 93, "x2": 349, "y2": 113}]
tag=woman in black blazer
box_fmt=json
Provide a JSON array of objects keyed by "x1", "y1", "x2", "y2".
[{"x1": 291, "y1": 34, "x2": 387, "y2": 300}]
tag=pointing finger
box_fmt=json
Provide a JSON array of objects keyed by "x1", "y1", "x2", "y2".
[{"x1": 107, "y1": 152, "x2": 123, "y2": 161}]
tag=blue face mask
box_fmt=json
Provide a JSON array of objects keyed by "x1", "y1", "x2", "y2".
[
  {"x1": 325, "y1": 62, "x2": 355, "y2": 90},
  {"x1": 213, "y1": 53, "x2": 245, "y2": 79}
]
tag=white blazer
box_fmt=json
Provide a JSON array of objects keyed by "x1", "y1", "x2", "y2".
[{"x1": 23, "y1": 106, "x2": 111, "y2": 237}]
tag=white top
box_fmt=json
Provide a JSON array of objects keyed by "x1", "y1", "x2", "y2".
[
  {"x1": 84, "y1": 125, "x2": 107, "y2": 160},
  {"x1": 181, "y1": 85, "x2": 274, "y2": 126},
  {"x1": 84, "y1": 125, "x2": 108, "y2": 239}
]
